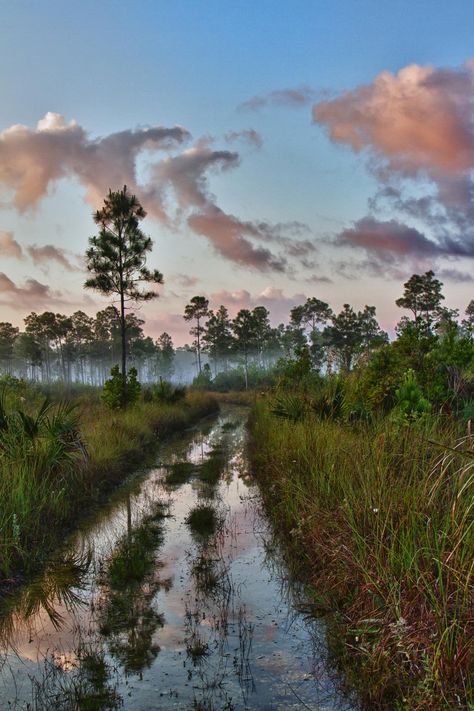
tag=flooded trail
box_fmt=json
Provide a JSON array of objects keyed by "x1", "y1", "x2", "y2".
[{"x1": 0, "y1": 407, "x2": 354, "y2": 710}]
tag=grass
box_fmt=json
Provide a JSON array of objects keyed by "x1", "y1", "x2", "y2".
[
  {"x1": 0, "y1": 387, "x2": 219, "y2": 589},
  {"x1": 185, "y1": 504, "x2": 221, "y2": 539},
  {"x1": 198, "y1": 446, "x2": 226, "y2": 487},
  {"x1": 97, "y1": 501, "x2": 170, "y2": 674},
  {"x1": 249, "y1": 398, "x2": 473, "y2": 710}
]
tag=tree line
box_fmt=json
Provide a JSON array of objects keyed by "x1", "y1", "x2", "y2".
[
  {"x1": 0, "y1": 308, "x2": 175, "y2": 384},
  {"x1": 1, "y1": 188, "x2": 472, "y2": 392}
]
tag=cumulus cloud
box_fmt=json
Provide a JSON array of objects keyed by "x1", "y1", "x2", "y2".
[
  {"x1": 314, "y1": 61, "x2": 474, "y2": 274},
  {"x1": 149, "y1": 144, "x2": 313, "y2": 271},
  {"x1": 0, "y1": 112, "x2": 190, "y2": 211},
  {"x1": 0, "y1": 231, "x2": 23, "y2": 259},
  {"x1": 0, "y1": 112, "x2": 313, "y2": 273},
  {"x1": 238, "y1": 85, "x2": 316, "y2": 112},
  {"x1": 304, "y1": 273, "x2": 333, "y2": 284},
  {"x1": 27, "y1": 244, "x2": 78, "y2": 271},
  {"x1": 313, "y1": 61, "x2": 474, "y2": 175},
  {"x1": 224, "y1": 129, "x2": 263, "y2": 148}
]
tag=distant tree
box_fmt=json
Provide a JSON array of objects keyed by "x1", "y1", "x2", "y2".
[
  {"x1": 232, "y1": 309, "x2": 259, "y2": 389},
  {"x1": 461, "y1": 300, "x2": 474, "y2": 337},
  {"x1": 323, "y1": 304, "x2": 383, "y2": 372},
  {"x1": 290, "y1": 297, "x2": 333, "y2": 334},
  {"x1": 14, "y1": 332, "x2": 42, "y2": 379},
  {"x1": 290, "y1": 297, "x2": 333, "y2": 368},
  {"x1": 396, "y1": 271, "x2": 445, "y2": 334},
  {"x1": 156, "y1": 332, "x2": 175, "y2": 379},
  {"x1": 251, "y1": 306, "x2": 272, "y2": 367},
  {"x1": 85, "y1": 186, "x2": 163, "y2": 400},
  {"x1": 277, "y1": 323, "x2": 307, "y2": 358},
  {"x1": 183, "y1": 296, "x2": 210, "y2": 374},
  {"x1": 202, "y1": 305, "x2": 233, "y2": 373},
  {"x1": 70, "y1": 311, "x2": 95, "y2": 383},
  {"x1": 324, "y1": 304, "x2": 362, "y2": 372},
  {"x1": 358, "y1": 305, "x2": 388, "y2": 358},
  {"x1": 0, "y1": 322, "x2": 19, "y2": 374}
]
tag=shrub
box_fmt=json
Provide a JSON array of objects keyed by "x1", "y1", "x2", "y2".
[
  {"x1": 392, "y1": 368, "x2": 431, "y2": 424},
  {"x1": 147, "y1": 379, "x2": 186, "y2": 404},
  {"x1": 101, "y1": 366, "x2": 141, "y2": 409}
]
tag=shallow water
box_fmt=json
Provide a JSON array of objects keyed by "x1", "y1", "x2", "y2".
[{"x1": 0, "y1": 407, "x2": 354, "y2": 710}]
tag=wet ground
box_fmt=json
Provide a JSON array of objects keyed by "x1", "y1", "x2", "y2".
[{"x1": 0, "y1": 407, "x2": 354, "y2": 710}]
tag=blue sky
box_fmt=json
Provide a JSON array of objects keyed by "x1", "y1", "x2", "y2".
[{"x1": 0, "y1": 1, "x2": 473, "y2": 341}]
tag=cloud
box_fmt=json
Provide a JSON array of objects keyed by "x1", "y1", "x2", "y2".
[
  {"x1": 314, "y1": 61, "x2": 474, "y2": 272},
  {"x1": 0, "y1": 272, "x2": 59, "y2": 307},
  {"x1": 333, "y1": 216, "x2": 474, "y2": 279},
  {"x1": 313, "y1": 61, "x2": 474, "y2": 176},
  {"x1": 304, "y1": 273, "x2": 333, "y2": 284},
  {"x1": 238, "y1": 85, "x2": 316, "y2": 112},
  {"x1": 173, "y1": 273, "x2": 199, "y2": 288},
  {"x1": 224, "y1": 129, "x2": 263, "y2": 148},
  {"x1": 209, "y1": 286, "x2": 307, "y2": 323},
  {"x1": 0, "y1": 113, "x2": 310, "y2": 273},
  {"x1": 0, "y1": 112, "x2": 190, "y2": 211},
  {"x1": 437, "y1": 268, "x2": 474, "y2": 283},
  {"x1": 148, "y1": 145, "x2": 240, "y2": 213},
  {"x1": 337, "y1": 217, "x2": 441, "y2": 261},
  {"x1": 26, "y1": 244, "x2": 78, "y2": 271},
  {"x1": 0, "y1": 231, "x2": 23, "y2": 259},
  {"x1": 188, "y1": 206, "x2": 287, "y2": 271},
  {"x1": 149, "y1": 144, "x2": 313, "y2": 271}
]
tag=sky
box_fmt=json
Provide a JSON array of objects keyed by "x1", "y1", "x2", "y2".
[{"x1": 0, "y1": 0, "x2": 473, "y2": 344}]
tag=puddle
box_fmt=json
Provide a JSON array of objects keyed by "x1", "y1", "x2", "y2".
[{"x1": 0, "y1": 407, "x2": 354, "y2": 710}]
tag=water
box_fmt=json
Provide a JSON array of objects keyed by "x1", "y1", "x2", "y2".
[{"x1": 0, "y1": 407, "x2": 354, "y2": 710}]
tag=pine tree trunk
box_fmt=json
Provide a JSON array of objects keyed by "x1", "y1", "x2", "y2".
[{"x1": 120, "y1": 289, "x2": 127, "y2": 403}]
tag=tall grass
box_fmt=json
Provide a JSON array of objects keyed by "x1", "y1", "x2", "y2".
[
  {"x1": 0, "y1": 389, "x2": 218, "y2": 587},
  {"x1": 249, "y1": 400, "x2": 473, "y2": 710}
]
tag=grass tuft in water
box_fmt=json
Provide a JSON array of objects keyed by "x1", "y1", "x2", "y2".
[{"x1": 185, "y1": 504, "x2": 221, "y2": 539}]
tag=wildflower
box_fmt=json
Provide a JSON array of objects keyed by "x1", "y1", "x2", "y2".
[{"x1": 372, "y1": 507, "x2": 379, "y2": 513}]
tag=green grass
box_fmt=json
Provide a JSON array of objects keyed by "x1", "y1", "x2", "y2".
[
  {"x1": 198, "y1": 446, "x2": 226, "y2": 486},
  {"x1": 185, "y1": 504, "x2": 220, "y2": 538},
  {"x1": 0, "y1": 388, "x2": 219, "y2": 588},
  {"x1": 164, "y1": 461, "x2": 196, "y2": 487},
  {"x1": 249, "y1": 398, "x2": 473, "y2": 710}
]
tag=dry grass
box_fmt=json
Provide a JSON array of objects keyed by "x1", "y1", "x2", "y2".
[
  {"x1": 249, "y1": 400, "x2": 473, "y2": 710},
  {"x1": 0, "y1": 390, "x2": 218, "y2": 588}
]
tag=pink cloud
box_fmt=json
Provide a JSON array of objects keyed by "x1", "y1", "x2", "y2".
[
  {"x1": 149, "y1": 145, "x2": 240, "y2": 212},
  {"x1": 314, "y1": 61, "x2": 474, "y2": 272},
  {"x1": 209, "y1": 286, "x2": 307, "y2": 323},
  {"x1": 313, "y1": 61, "x2": 474, "y2": 176},
  {"x1": 0, "y1": 112, "x2": 190, "y2": 211},
  {"x1": 27, "y1": 244, "x2": 78, "y2": 271},
  {"x1": 0, "y1": 272, "x2": 59, "y2": 307},
  {"x1": 337, "y1": 217, "x2": 440, "y2": 260},
  {"x1": 188, "y1": 207, "x2": 287, "y2": 271},
  {"x1": 0, "y1": 231, "x2": 23, "y2": 259},
  {"x1": 0, "y1": 114, "x2": 304, "y2": 272}
]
